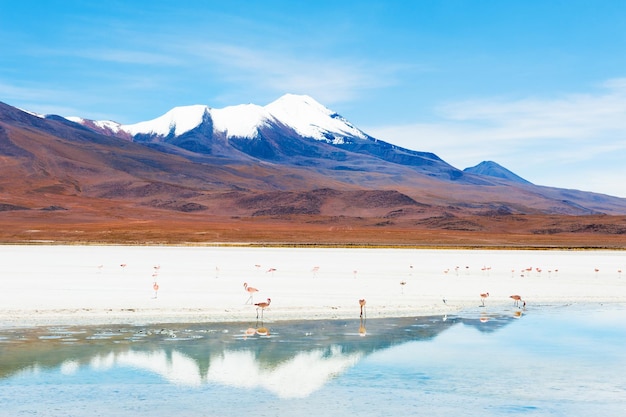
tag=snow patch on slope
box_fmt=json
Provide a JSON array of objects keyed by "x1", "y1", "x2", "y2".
[
  {"x1": 94, "y1": 120, "x2": 123, "y2": 133},
  {"x1": 65, "y1": 116, "x2": 122, "y2": 134}
]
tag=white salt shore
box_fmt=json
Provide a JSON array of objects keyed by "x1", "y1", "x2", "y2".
[{"x1": 0, "y1": 245, "x2": 624, "y2": 328}]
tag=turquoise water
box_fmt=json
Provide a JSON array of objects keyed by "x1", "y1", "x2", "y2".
[{"x1": 1, "y1": 305, "x2": 625, "y2": 416}]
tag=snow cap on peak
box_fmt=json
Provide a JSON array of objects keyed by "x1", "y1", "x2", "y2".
[
  {"x1": 269, "y1": 93, "x2": 329, "y2": 111},
  {"x1": 123, "y1": 104, "x2": 210, "y2": 136},
  {"x1": 265, "y1": 94, "x2": 366, "y2": 141},
  {"x1": 266, "y1": 94, "x2": 336, "y2": 123}
]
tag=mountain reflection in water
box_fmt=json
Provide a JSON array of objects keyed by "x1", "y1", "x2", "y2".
[{"x1": 0, "y1": 313, "x2": 522, "y2": 399}]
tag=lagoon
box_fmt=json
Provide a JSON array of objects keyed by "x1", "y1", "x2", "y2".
[{"x1": 1, "y1": 305, "x2": 625, "y2": 417}]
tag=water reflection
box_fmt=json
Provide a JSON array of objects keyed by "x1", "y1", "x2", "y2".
[
  {"x1": 358, "y1": 317, "x2": 367, "y2": 336},
  {"x1": 0, "y1": 313, "x2": 523, "y2": 398},
  {"x1": 207, "y1": 346, "x2": 360, "y2": 398},
  {"x1": 2, "y1": 307, "x2": 626, "y2": 416},
  {"x1": 118, "y1": 349, "x2": 202, "y2": 386}
]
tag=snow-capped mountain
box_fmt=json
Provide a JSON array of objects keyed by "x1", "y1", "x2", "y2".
[
  {"x1": 67, "y1": 94, "x2": 462, "y2": 180},
  {"x1": 3, "y1": 97, "x2": 626, "y2": 225}
]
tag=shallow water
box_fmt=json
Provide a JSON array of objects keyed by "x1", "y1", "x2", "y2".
[{"x1": 1, "y1": 305, "x2": 625, "y2": 416}]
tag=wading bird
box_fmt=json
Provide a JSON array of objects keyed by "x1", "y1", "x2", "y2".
[
  {"x1": 359, "y1": 299, "x2": 367, "y2": 318},
  {"x1": 243, "y1": 282, "x2": 259, "y2": 304},
  {"x1": 255, "y1": 298, "x2": 271, "y2": 319},
  {"x1": 510, "y1": 294, "x2": 522, "y2": 307},
  {"x1": 480, "y1": 292, "x2": 489, "y2": 307}
]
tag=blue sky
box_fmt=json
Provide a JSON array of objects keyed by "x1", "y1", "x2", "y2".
[{"x1": 2, "y1": 1, "x2": 626, "y2": 197}]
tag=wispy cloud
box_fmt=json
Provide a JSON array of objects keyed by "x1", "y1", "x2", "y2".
[
  {"x1": 181, "y1": 41, "x2": 402, "y2": 105},
  {"x1": 365, "y1": 78, "x2": 626, "y2": 196},
  {"x1": 19, "y1": 34, "x2": 406, "y2": 110},
  {"x1": 74, "y1": 49, "x2": 183, "y2": 66},
  {"x1": 22, "y1": 42, "x2": 184, "y2": 67},
  {"x1": 0, "y1": 82, "x2": 88, "y2": 115},
  {"x1": 440, "y1": 79, "x2": 626, "y2": 137},
  {"x1": 0, "y1": 82, "x2": 68, "y2": 103},
  {"x1": 0, "y1": 81, "x2": 127, "y2": 120},
  {"x1": 368, "y1": 78, "x2": 626, "y2": 159}
]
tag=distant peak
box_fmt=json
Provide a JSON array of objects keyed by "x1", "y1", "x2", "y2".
[{"x1": 464, "y1": 160, "x2": 532, "y2": 185}]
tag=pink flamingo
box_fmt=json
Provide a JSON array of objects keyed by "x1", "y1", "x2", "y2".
[
  {"x1": 255, "y1": 298, "x2": 271, "y2": 319},
  {"x1": 510, "y1": 294, "x2": 522, "y2": 307},
  {"x1": 480, "y1": 292, "x2": 489, "y2": 307},
  {"x1": 243, "y1": 282, "x2": 259, "y2": 304}
]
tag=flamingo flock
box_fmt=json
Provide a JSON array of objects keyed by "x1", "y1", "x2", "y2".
[
  {"x1": 97, "y1": 256, "x2": 623, "y2": 332},
  {"x1": 233, "y1": 255, "x2": 626, "y2": 333}
]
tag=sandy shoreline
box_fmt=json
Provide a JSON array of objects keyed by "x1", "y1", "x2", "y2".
[
  {"x1": 1, "y1": 245, "x2": 625, "y2": 328},
  {"x1": 3, "y1": 301, "x2": 625, "y2": 329}
]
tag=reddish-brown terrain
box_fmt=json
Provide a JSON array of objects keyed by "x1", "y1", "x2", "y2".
[{"x1": 2, "y1": 202, "x2": 625, "y2": 248}]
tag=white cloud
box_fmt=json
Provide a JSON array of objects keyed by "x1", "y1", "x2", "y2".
[
  {"x1": 75, "y1": 49, "x2": 183, "y2": 66},
  {"x1": 0, "y1": 81, "x2": 129, "y2": 121},
  {"x1": 0, "y1": 82, "x2": 66, "y2": 103},
  {"x1": 440, "y1": 83, "x2": 626, "y2": 138},
  {"x1": 181, "y1": 41, "x2": 401, "y2": 105},
  {"x1": 364, "y1": 78, "x2": 626, "y2": 197},
  {"x1": 0, "y1": 82, "x2": 88, "y2": 115},
  {"x1": 23, "y1": 42, "x2": 182, "y2": 67}
]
